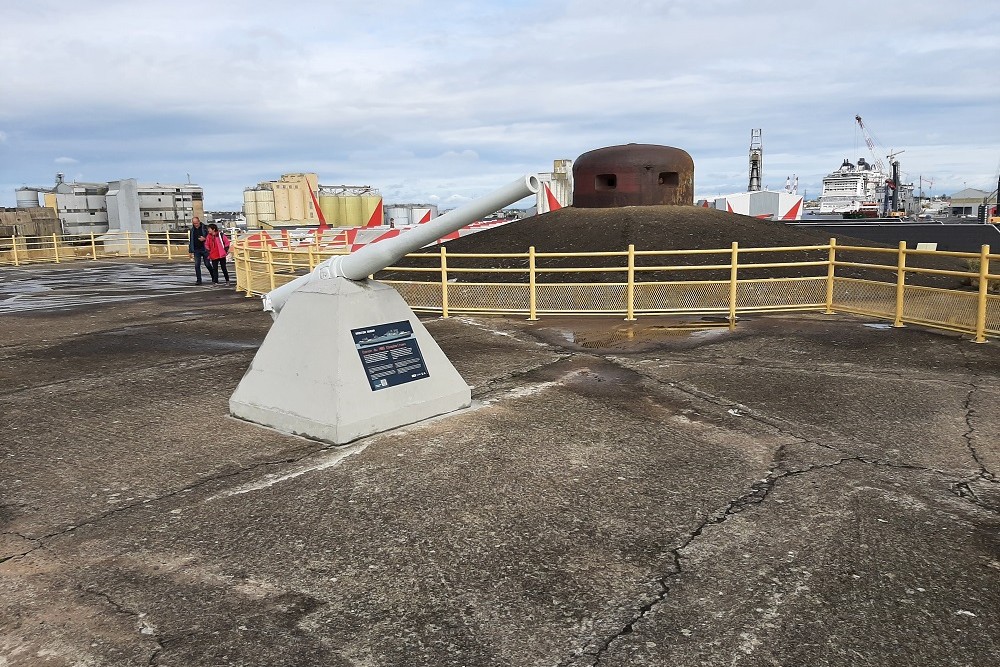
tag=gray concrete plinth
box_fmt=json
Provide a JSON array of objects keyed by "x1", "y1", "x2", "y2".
[{"x1": 229, "y1": 276, "x2": 471, "y2": 444}]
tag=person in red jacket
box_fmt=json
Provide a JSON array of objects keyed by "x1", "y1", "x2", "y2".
[{"x1": 205, "y1": 223, "x2": 231, "y2": 286}]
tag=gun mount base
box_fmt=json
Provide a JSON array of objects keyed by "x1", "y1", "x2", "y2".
[{"x1": 231, "y1": 276, "x2": 471, "y2": 444}]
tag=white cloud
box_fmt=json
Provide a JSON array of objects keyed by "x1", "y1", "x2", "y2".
[
  {"x1": 0, "y1": 0, "x2": 998, "y2": 208},
  {"x1": 0, "y1": 130, "x2": 7, "y2": 143},
  {"x1": 54, "y1": 157, "x2": 78, "y2": 165}
]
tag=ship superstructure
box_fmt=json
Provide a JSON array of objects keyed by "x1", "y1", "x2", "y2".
[
  {"x1": 818, "y1": 158, "x2": 886, "y2": 214},
  {"x1": 818, "y1": 116, "x2": 916, "y2": 218}
]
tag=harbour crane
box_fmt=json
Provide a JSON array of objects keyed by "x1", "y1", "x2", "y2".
[
  {"x1": 854, "y1": 115, "x2": 886, "y2": 172},
  {"x1": 855, "y1": 115, "x2": 905, "y2": 216},
  {"x1": 748, "y1": 129, "x2": 762, "y2": 192}
]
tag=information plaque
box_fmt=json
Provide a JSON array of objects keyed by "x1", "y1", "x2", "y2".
[{"x1": 351, "y1": 320, "x2": 430, "y2": 391}]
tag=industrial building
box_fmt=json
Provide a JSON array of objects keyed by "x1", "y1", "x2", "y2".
[
  {"x1": 948, "y1": 188, "x2": 997, "y2": 217},
  {"x1": 244, "y1": 166, "x2": 578, "y2": 230},
  {"x1": 537, "y1": 159, "x2": 573, "y2": 214},
  {"x1": 14, "y1": 174, "x2": 204, "y2": 235},
  {"x1": 695, "y1": 131, "x2": 803, "y2": 221},
  {"x1": 243, "y1": 173, "x2": 386, "y2": 229}
]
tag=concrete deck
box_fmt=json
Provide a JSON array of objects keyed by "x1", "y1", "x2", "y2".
[{"x1": 2, "y1": 261, "x2": 999, "y2": 666}]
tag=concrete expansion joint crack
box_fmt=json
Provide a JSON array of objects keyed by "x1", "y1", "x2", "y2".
[
  {"x1": 0, "y1": 352, "x2": 247, "y2": 398},
  {"x1": 957, "y1": 349, "x2": 994, "y2": 480},
  {"x1": 79, "y1": 585, "x2": 164, "y2": 664},
  {"x1": 577, "y1": 457, "x2": 861, "y2": 666},
  {"x1": 639, "y1": 372, "x2": 849, "y2": 453},
  {"x1": 960, "y1": 381, "x2": 996, "y2": 480},
  {"x1": 472, "y1": 353, "x2": 577, "y2": 400},
  {"x1": 0, "y1": 531, "x2": 44, "y2": 565},
  {"x1": 643, "y1": 352, "x2": 950, "y2": 386},
  {"x1": 12, "y1": 451, "x2": 319, "y2": 552}
]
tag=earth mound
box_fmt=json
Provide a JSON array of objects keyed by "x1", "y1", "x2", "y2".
[{"x1": 386, "y1": 206, "x2": 969, "y2": 289}]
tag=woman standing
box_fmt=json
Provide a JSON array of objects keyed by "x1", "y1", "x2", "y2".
[{"x1": 205, "y1": 223, "x2": 231, "y2": 286}]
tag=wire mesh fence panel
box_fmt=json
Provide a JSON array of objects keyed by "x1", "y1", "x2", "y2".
[
  {"x1": 634, "y1": 282, "x2": 728, "y2": 313},
  {"x1": 536, "y1": 283, "x2": 626, "y2": 314},
  {"x1": 736, "y1": 277, "x2": 826, "y2": 310},
  {"x1": 833, "y1": 277, "x2": 896, "y2": 319},
  {"x1": 449, "y1": 282, "x2": 531, "y2": 313},
  {"x1": 987, "y1": 295, "x2": 1000, "y2": 336},
  {"x1": 385, "y1": 281, "x2": 446, "y2": 311},
  {"x1": 902, "y1": 284, "x2": 979, "y2": 334}
]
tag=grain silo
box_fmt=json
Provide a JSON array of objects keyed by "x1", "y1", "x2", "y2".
[
  {"x1": 318, "y1": 185, "x2": 383, "y2": 227},
  {"x1": 254, "y1": 188, "x2": 276, "y2": 225},
  {"x1": 243, "y1": 190, "x2": 259, "y2": 227}
]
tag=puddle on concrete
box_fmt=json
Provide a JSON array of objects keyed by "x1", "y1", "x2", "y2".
[
  {"x1": 863, "y1": 323, "x2": 894, "y2": 330},
  {"x1": 0, "y1": 263, "x2": 199, "y2": 314},
  {"x1": 539, "y1": 315, "x2": 733, "y2": 350}
]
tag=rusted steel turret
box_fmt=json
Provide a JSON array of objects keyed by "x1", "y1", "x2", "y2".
[{"x1": 572, "y1": 144, "x2": 694, "y2": 208}]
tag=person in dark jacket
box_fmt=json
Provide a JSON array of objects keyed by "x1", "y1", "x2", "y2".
[{"x1": 187, "y1": 217, "x2": 213, "y2": 284}]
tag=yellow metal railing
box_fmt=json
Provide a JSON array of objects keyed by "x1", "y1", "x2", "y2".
[
  {"x1": 0, "y1": 230, "x2": 199, "y2": 265},
  {"x1": 4, "y1": 230, "x2": 999, "y2": 342},
  {"x1": 227, "y1": 235, "x2": 1000, "y2": 342}
]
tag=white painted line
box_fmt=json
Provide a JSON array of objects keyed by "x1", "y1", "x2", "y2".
[{"x1": 207, "y1": 443, "x2": 367, "y2": 500}]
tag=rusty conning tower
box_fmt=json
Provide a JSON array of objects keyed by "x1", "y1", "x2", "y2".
[{"x1": 572, "y1": 144, "x2": 694, "y2": 208}]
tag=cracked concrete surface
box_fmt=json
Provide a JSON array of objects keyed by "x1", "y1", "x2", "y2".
[{"x1": 2, "y1": 264, "x2": 1000, "y2": 666}]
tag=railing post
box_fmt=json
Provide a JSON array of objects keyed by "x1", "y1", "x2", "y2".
[
  {"x1": 243, "y1": 248, "x2": 254, "y2": 297},
  {"x1": 528, "y1": 246, "x2": 538, "y2": 321},
  {"x1": 166, "y1": 231, "x2": 173, "y2": 259},
  {"x1": 974, "y1": 244, "x2": 990, "y2": 343},
  {"x1": 125, "y1": 232, "x2": 133, "y2": 258},
  {"x1": 11, "y1": 236, "x2": 19, "y2": 266},
  {"x1": 90, "y1": 232, "x2": 97, "y2": 260},
  {"x1": 52, "y1": 233, "x2": 61, "y2": 263},
  {"x1": 440, "y1": 246, "x2": 449, "y2": 318},
  {"x1": 146, "y1": 231, "x2": 152, "y2": 258},
  {"x1": 625, "y1": 244, "x2": 636, "y2": 321},
  {"x1": 825, "y1": 237, "x2": 837, "y2": 314},
  {"x1": 728, "y1": 242, "x2": 739, "y2": 330},
  {"x1": 308, "y1": 245, "x2": 316, "y2": 270},
  {"x1": 267, "y1": 247, "x2": 276, "y2": 291},
  {"x1": 893, "y1": 240, "x2": 907, "y2": 328}
]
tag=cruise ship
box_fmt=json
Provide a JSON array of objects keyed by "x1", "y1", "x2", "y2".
[{"x1": 818, "y1": 157, "x2": 915, "y2": 218}]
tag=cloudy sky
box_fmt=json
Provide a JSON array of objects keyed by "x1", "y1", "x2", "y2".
[{"x1": 1, "y1": 0, "x2": 998, "y2": 210}]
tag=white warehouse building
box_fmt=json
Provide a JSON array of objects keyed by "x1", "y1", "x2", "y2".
[{"x1": 16, "y1": 173, "x2": 204, "y2": 236}]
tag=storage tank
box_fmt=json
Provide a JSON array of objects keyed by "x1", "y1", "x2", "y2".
[
  {"x1": 16, "y1": 188, "x2": 40, "y2": 208},
  {"x1": 361, "y1": 195, "x2": 383, "y2": 225},
  {"x1": 384, "y1": 203, "x2": 439, "y2": 226},
  {"x1": 318, "y1": 195, "x2": 341, "y2": 225},
  {"x1": 243, "y1": 190, "x2": 259, "y2": 227},
  {"x1": 344, "y1": 195, "x2": 362, "y2": 226},
  {"x1": 318, "y1": 195, "x2": 382, "y2": 227},
  {"x1": 255, "y1": 189, "x2": 276, "y2": 222},
  {"x1": 384, "y1": 205, "x2": 411, "y2": 226}
]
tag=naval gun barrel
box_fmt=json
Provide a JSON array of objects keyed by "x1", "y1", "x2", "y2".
[{"x1": 263, "y1": 174, "x2": 540, "y2": 315}]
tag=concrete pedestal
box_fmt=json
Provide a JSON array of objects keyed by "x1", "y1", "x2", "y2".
[{"x1": 230, "y1": 277, "x2": 471, "y2": 444}]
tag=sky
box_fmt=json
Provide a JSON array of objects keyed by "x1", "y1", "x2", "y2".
[{"x1": 1, "y1": 0, "x2": 998, "y2": 211}]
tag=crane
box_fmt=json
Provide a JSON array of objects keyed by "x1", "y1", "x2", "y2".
[
  {"x1": 854, "y1": 115, "x2": 885, "y2": 172},
  {"x1": 855, "y1": 115, "x2": 906, "y2": 215},
  {"x1": 748, "y1": 129, "x2": 762, "y2": 192}
]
